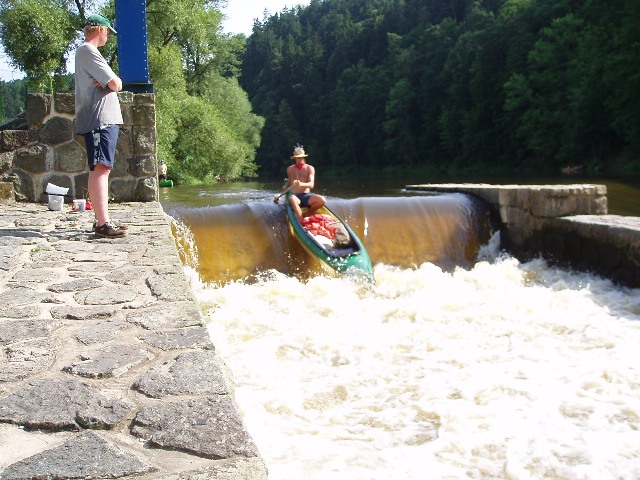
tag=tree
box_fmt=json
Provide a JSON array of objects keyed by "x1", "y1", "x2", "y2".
[
  {"x1": 0, "y1": 0, "x2": 78, "y2": 92},
  {"x1": 146, "y1": 0, "x2": 263, "y2": 182}
]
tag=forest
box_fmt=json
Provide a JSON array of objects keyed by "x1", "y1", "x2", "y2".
[
  {"x1": 241, "y1": 0, "x2": 640, "y2": 178},
  {"x1": 1, "y1": 0, "x2": 639, "y2": 182}
]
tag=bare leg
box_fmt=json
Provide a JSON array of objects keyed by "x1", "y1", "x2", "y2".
[
  {"x1": 289, "y1": 195, "x2": 304, "y2": 221},
  {"x1": 89, "y1": 164, "x2": 111, "y2": 226},
  {"x1": 303, "y1": 194, "x2": 326, "y2": 217}
]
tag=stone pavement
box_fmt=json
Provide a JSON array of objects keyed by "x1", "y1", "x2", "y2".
[{"x1": 0, "y1": 202, "x2": 268, "y2": 479}]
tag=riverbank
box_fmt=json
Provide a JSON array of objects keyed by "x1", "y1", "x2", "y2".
[{"x1": 0, "y1": 201, "x2": 267, "y2": 479}]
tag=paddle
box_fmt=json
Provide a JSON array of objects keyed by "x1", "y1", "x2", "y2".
[{"x1": 273, "y1": 184, "x2": 294, "y2": 203}]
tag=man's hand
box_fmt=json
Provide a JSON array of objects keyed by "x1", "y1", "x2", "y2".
[{"x1": 107, "y1": 76, "x2": 123, "y2": 92}]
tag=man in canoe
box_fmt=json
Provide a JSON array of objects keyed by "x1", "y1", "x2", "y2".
[{"x1": 275, "y1": 145, "x2": 326, "y2": 220}]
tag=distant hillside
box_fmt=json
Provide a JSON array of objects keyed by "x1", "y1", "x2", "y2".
[{"x1": 241, "y1": 0, "x2": 639, "y2": 177}]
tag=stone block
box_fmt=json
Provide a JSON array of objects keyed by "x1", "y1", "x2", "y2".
[
  {"x1": 55, "y1": 141, "x2": 86, "y2": 173},
  {"x1": 5, "y1": 170, "x2": 34, "y2": 201},
  {"x1": 594, "y1": 196, "x2": 608, "y2": 215},
  {"x1": 607, "y1": 226, "x2": 640, "y2": 250},
  {"x1": 110, "y1": 178, "x2": 136, "y2": 202},
  {"x1": 132, "y1": 126, "x2": 156, "y2": 155},
  {"x1": 26, "y1": 93, "x2": 51, "y2": 125},
  {"x1": 130, "y1": 104, "x2": 156, "y2": 127},
  {"x1": 0, "y1": 181, "x2": 14, "y2": 203},
  {"x1": 514, "y1": 188, "x2": 531, "y2": 209},
  {"x1": 0, "y1": 150, "x2": 14, "y2": 173},
  {"x1": 0, "y1": 130, "x2": 29, "y2": 152},
  {"x1": 0, "y1": 433, "x2": 154, "y2": 479},
  {"x1": 14, "y1": 144, "x2": 51, "y2": 174},
  {"x1": 111, "y1": 151, "x2": 129, "y2": 178},
  {"x1": 505, "y1": 206, "x2": 528, "y2": 226},
  {"x1": 74, "y1": 173, "x2": 89, "y2": 199},
  {"x1": 131, "y1": 396, "x2": 260, "y2": 459},
  {"x1": 533, "y1": 195, "x2": 577, "y2": 218},
  {"x1": 116, "y1": 127, "x2": 134, "y2": 158},
  {"x1": 133, "y1": 350, "x2": 230, "y2": 398},
  {"x1": 117, "y1": 91, "x2": 135, "y2": 105},
  {"x1": 0, "y1": 378, "x2": 134, "y2": 431},
  {"x1": 42, "y1": 116, "x2": 74, "y2": 145},
  {"x1": 134, "y1": 93, "x2": 155, "y2": 105},
  {"x1": 129, "y1": 155, "x2": 156, "y2": 177},
  {"x1": 136, "y1": 178, "x2": 157, "y2": 201},
  {"x1": 54, "y1": 93, "x2": 75, "y2": 114}
]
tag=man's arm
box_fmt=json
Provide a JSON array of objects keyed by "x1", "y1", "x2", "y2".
[{"x1": 107, "y1": 76, "x2": 123, "y2": 92}]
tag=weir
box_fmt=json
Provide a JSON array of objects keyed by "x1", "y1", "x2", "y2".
[
  {"x1": 406, "y1": 183, "x2": 640, "y2": 288},
  {"x1": 168, "y1": 194, "x2": 494, "y2": 284}
]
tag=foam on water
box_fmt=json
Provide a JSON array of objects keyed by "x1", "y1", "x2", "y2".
[{"x1": 188, "y1": 256, "x2": 640, "y2": 480}]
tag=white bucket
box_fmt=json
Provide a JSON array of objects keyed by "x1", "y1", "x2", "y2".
[
  {"x1": 46, "y1": 183, "x2": 69, "y2": 196},
  {"x1": 73, "y1": 199, "x2": 86, "y2": 212},
  {"x1": 48, "y1": 195, "x2": 64, "y2": 211}
]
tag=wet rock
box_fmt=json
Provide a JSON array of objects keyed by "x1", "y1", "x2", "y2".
[
  {"x1": 0, "y1": 378, "x2": 134, "y2": 431},
  {"x1": 0, "y1": 432, "x2": 154, "y2": 479},
  {"x1": 131, "y1": 396, "x2": 259, "y2": 459},
  {"x1": 134, "y1": 350, "x2": 230, "y2": 398}
]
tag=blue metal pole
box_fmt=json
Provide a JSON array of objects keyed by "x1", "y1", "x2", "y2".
[{"x1": 115, "y1": 0, "x2": 153, "y2": 93}]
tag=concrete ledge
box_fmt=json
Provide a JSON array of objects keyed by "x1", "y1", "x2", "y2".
[
  {"x1": 0, "y1": 202, "x2": 267, "y2": 479},
  {"x1": 407, "y1": 184, "x2": 640, "y2": 287}
]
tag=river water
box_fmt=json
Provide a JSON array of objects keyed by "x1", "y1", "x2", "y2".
[{"x1": 160, "y1": 179, "x2": 640, "y2": 480}]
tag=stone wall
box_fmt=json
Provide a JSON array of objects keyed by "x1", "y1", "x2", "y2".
[
  {"x1": 0, "y1": 92, "x2": 158, "y2": 203},
  {"x1": 406, "y1": 184, "x2": 640, "y2": 288}
]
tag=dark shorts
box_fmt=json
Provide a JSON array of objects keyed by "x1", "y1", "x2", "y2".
[
  {"x1": 83, "y1": 125, "x2": 119, "y2": 171},
  {"x1": 294, "y1": 193, "x2": 313, "y2": 208}
]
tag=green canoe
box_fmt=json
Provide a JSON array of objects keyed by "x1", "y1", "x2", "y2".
[{"x1": 285, "y1": 192, "x2": 374, "y2": 282}]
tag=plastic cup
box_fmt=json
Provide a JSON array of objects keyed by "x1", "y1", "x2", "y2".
[{"x1": 73, "y1": 199, "x2": 86, "y2": 212}]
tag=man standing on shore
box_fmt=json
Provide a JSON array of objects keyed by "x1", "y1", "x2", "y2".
[{"x1": 75, "y1": 14, "x2": 127, "y2": 238}]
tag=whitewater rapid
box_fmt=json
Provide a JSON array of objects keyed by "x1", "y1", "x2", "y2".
[{"x1": 186, "y1": 250, "x2": 640, "y2": 480}]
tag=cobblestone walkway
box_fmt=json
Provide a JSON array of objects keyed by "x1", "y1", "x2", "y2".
[{"x1": 0, "y1": 202, "x2": 267, "y2": 479}]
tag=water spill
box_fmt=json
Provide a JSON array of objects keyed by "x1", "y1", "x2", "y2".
[{"x1": 186, "y1": 254, "x2": 640, "y2": 480}]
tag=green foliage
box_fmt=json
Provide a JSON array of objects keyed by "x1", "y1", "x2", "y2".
[
  {"x1": 0, "y1": 77, "x2": 26, "y2": 121},
  {"x1": 241, "y1": 0, "x2": 640, "y2": 177},
  {"x1": 0, "y1": 0, "x2": 79, "y2": 92},
  {"x1": 1, "y1": 0, "x2": 263, "y2": 183},
  {"x1": 146, "y1": 0, "x2": 263, "y2": 183}
]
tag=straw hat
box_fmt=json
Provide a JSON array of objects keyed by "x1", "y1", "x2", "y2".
[{"x1": 290, "y1": 145, "x2": 308, "y2": 159}]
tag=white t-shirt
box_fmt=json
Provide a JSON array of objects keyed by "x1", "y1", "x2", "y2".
[{"x1": 74, "y1": 42, "x2": 123, "y2": 134}]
